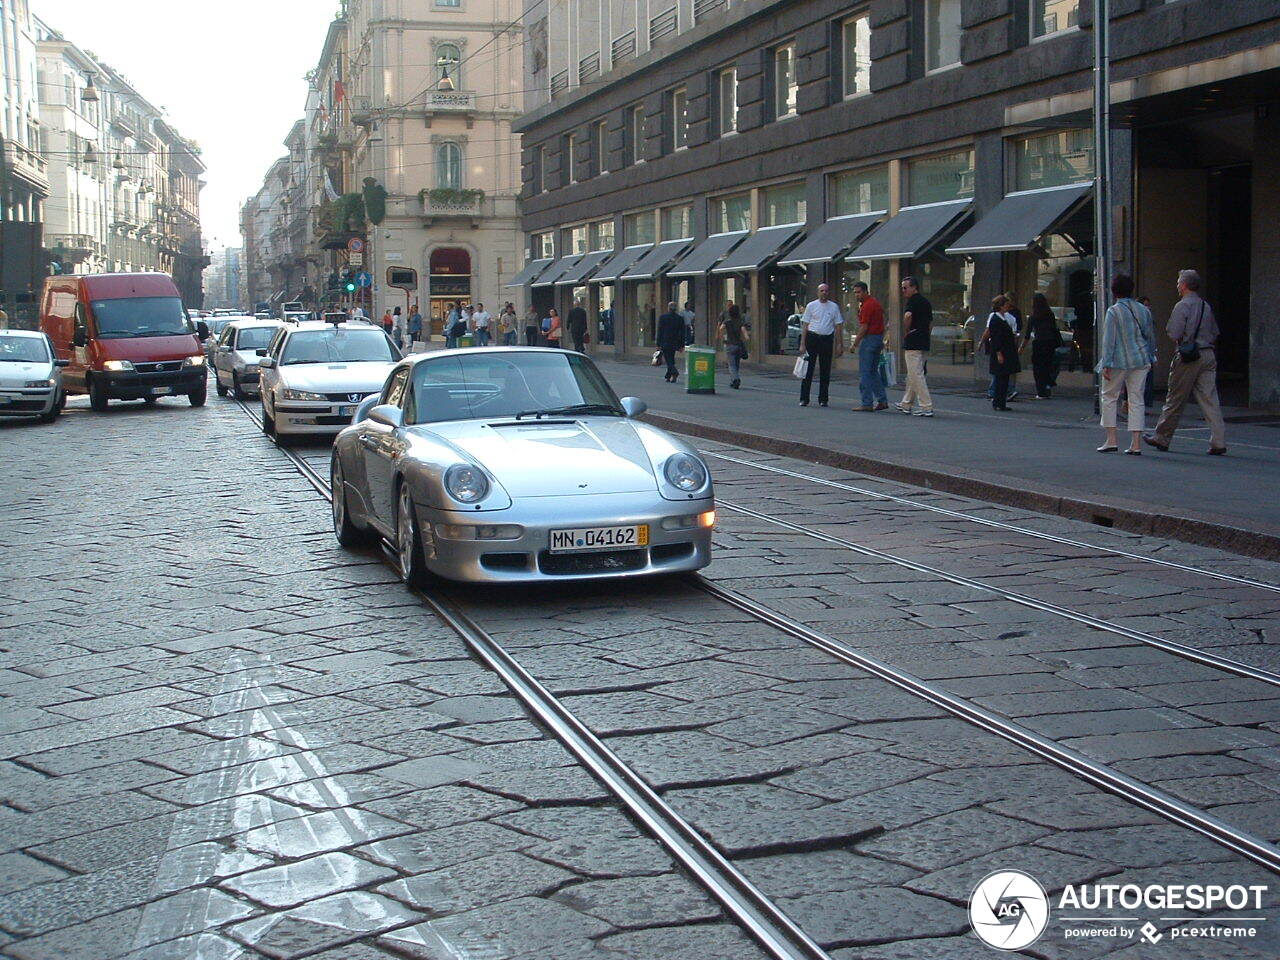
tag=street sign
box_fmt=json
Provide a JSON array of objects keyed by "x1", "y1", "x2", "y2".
[
  {"x1": 356, "y1": 271, "x2": 372, "y2": 288},
  {"x1": 349, "y1": 253, "x2": 364, "y2": 266},
  {"x1": 347, "y1": 238, "x2": 365, "y2": 253},
  {"x1": 387, "y1": 267, "x2": 418, "y2": 291}
]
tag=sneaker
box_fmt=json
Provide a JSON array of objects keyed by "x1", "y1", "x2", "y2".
[
  {"x1": 895, "y1": 403, "x2": 912, "y2": 414},
  {"x1": 1007, "y1": 390, "x2": 1019, "y2": 401},
  {"x1": 913, "y1": 409, "x2": 934, "y2": 417}
]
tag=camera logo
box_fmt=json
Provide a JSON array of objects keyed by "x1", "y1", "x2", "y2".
[{"x1": 970, "y1": 870, "x2": 1050, "y2": 951}]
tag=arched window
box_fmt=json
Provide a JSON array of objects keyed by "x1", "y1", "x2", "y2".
[
  {"x1": 436, "y1": 44, "x2": 461, "y2": 88},
  {"x1": 437, "y1": 142, "x2": 462, "y2": 189}
]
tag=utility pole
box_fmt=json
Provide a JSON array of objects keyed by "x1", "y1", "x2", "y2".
[{"x1": 1092, "y1": 0, "x2": 1111, "y2": 414}]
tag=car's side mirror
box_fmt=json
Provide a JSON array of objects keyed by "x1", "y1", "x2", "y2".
[
  {"x1": 72, "y1": 328, "x2": 87, "y2": 348},
  {"x1": 354, "y1": 395, "x2": 380, "y2": 423},
  {"x1": 256, "y1": 348, "x2": 267, "y2": 357},
  {"x1": 196, "y1": 320, "x2": 210, "y2": 340},
  {"x1": 54, "y1": 358, "x2": 70, "y2": 367},
  {"x1": 367, "y1": 404, "x2": 403, "y2": 428},
  {"x1": 258, "y1": 357, "x2": 276, "y2": 369},
  {"x1": 620, "y1": 397, "x2": 647, "y2": 418}
]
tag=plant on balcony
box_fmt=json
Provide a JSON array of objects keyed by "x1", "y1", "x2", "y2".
[
  {"x1": 362, "y1": 178, "x2": 387, "y2": 225},
  {"x1": 317, "y1": 193, "x2": 365, "y2": 235},
  {"x1": 420, "y1": 187, "x2": 486, "y2": 208}
]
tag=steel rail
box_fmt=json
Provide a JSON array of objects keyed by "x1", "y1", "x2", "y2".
[
  {"x1": 237, "y1": 401, "x2": 834, "y2": 960},
  {"x1": 717, "y1": 498, "x2": 1280, "y2": 691},
  {"x1": 704, "y1": 450, "x2": 1280, "y2": 594},
  {"x1": 695, "y1": 576, "x2": 1280, "y2": 876}
]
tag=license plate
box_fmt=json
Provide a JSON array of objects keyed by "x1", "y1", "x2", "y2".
[
  {"x1": 339, "y1": 405, "x2": 355, "y2": 417},
  {"x1": 150, "y1": 387, "x2": 172, "y2": 396},
  {"x1": 549, "y1": 524, "x2": 649, "y2": 554}
]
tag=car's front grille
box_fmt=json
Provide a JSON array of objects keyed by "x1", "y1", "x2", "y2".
[
  {"x1": 314, "y1": 415, "x2": 353, "y2": 426},
  {"x1": 538, "y1": 548, "x2": 647, "y2": 575},
  {"x1": 651, "y1": 542, "x2": 695, "y2": 563},
  {"x1": 325, "y1": 392, "x2": 372, "y2": 403},
  {"x1": 0, "y1": 398, "x2": 48, "y2": 413},
  {"x1": 134, "y1": 361, "x2": 183, "y2": 373},
  {"x1": 481, "y1": 553, "x2": 530, "y2": 572}
]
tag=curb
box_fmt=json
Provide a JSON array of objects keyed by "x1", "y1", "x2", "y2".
[{"x1": 640, "y1": 411, "x2": 1280, "y2": 562}]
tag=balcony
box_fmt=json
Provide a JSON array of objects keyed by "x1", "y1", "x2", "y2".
[
  {"x1": 423, "y1": 90, "x2": 477, "y2": 128},
  {"x1": 3, "y1": 139, "x2": 50, "y2": 194},
  {"x1": 420, "y1": 188, "x2": 487, "y2": 224},
  {"x1": 349, "y1": 95, "x2": 375, "y2": 127}
]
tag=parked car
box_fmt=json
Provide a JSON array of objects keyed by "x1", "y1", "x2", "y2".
[
  {"x1": 0, "y1": 329, "x2": 68, "y2": 423},
  {"x1": 41, "y1": 273, "x2": 207, "y2": 411},
  {"x1": 211, "y1": 318, "x2": 285, "y2": 398},
  {"x1": 330, "y1": 347, "x2": 715, "y2": 584},
  {"x1": 258, "y1": 320, "x2": 401, "y2": 441}
]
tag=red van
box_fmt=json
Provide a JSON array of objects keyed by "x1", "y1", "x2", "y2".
[{"x1": 41, "y1": 273, "x2": 208, "y2": 410}]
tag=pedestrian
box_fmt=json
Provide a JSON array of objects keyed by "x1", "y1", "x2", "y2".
[
  {"x1": 987, "y1": 295, "x2": 1020, "y2": 412},
  {"x1": 499, "y1": 303, "x2": 518, "y2": 346},
  {"x1": 850, "y1": 281, "x2": 888, "y2": 411},
  {"x1": 600, "y1": 304, "x2": 615, "y2": 345},
  {"x1": 657, "y1": 301, "x2": 686, "y2": 382},
  {"x1": 797, "y1": 283, "x2": 844, "y2": 407},
  {"x1": 381, "y1": 309, "x2": 394, "y2": 337},
  {"x1": 408, "y1": 304, "x2": 423, "y2": 346},
  {"x1": 543, "y1": 306, "x2": 563, "y2": 347},
  {"x1": 896, "y1": 276, "x2": 934, "y2": 417},
  {"x1": 1144, "y1": 269, "x2": 1226, "y2": 455},
  {"x1": 445, "y1": 302, "x2": 465, "y2": 349},
  {"x1": 473, "y1": 302, "x2": 492, "y2": 346},
  {"x1": 391, "y1": 306, "x2": 405, "y2": 348},
  {"x1": 462, "y1": 304, "x2": 475, "y2": 338},
  {"x1": 524, "y1": 304, "x2": 540, "y2": 346},
  {"x1": 719, "y1": 302, "x2": 749, "y2": 389},
  {"x1": 982, "y1": 292, "x2": 1022, "y2": 401},
  {"x1": 351, "y1": 304, "x2": 367, "y2": 320},
  {"x1": 1096, "y1": 274, "x2": 1155, "y2": 454},
  {"x1": 1024, "y1": 293, "x2": 1063, "y2": 399},
  {"x1": 567, "y1": 298, "x2": 589, "y2": 353},
  {"x1": 681, "y1": 300, "x2": 696, "y2": 346}
]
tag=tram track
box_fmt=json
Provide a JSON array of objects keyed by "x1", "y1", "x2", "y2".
[{"x1": 239, "y1": 398, "x2": 1280, "y2": 925}]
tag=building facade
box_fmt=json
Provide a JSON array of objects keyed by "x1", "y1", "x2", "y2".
[
  {"x1": 514, "y1": 0, "x2": 1280, "y2": 409},
  {"x1": 204, "y1": 246, "x2": 244, "y2": 310}
]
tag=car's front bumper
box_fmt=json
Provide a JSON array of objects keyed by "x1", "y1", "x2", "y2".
[
  {"x1": 0, "y1": 387, "x2": 55, "y2": 418},
  {"x1": 410, "y1": 491, "x2": 714, "y2": 583},
  {"x1": 272, "y1": 397, "x2": 370, "y2": 435},
  {"x1": 98, "y1": 368, "x2": 204, "y2": 399}
]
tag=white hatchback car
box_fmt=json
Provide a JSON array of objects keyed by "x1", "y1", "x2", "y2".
[
  {"x1": 0, "y1": 329, "x2": 68, "y2": 423},
  {"x1": 259, "y1": 320, "x2": 401, "y2": 442},
  {"x1": 211, "y1": 318, "x2": 285, "y2": 398}
]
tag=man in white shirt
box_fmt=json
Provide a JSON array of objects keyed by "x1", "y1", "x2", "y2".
[
  {"x1": 798, "y1": 283, "x2": 844, "y2": 407},
  {"x1": 472, "y1": 303, "x2": 492, "y2": 347}
]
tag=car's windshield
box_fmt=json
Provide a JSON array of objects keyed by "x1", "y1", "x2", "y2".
[
  {"x1": 280, "y1": 328, "x2": 400, "y2": 365},
  {"x1": 91, "y1": 297, "x2": 191, "y2": 338},
  {"x1": 408, "y1": 352, "x2": 624, "y2": 424},
  {"x1": 0, "y1": 335, "x2": 50, "y2": 363},
  {"x1": 236, "y1": 326, "x2": 277, "y2": 351}
]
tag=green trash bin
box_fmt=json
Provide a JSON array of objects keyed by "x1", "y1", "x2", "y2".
[
  {"x1": 685, "y1": 346, "x2": 716, "y2": 394},
  {"x1": 458, "y1": 334, "x2": 475, "y2": 348}
]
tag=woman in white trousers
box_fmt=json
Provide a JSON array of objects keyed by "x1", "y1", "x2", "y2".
[{"x1": 1096, "y1": 274, "x2": 1156, "y2": 455}]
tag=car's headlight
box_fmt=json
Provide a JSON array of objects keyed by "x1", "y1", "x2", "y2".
[
  {"x1": 103, "y1": 360, "x2": 134, "y2": 372},
  {"x1": 183, "y1": 355, "x2": 205, "y2": 367},
  {"x1": 25, "y1": 379, "x2": 56, "y2": 388},
  {"x1": 435, "y1": 523, "x2": 522, "y2": 541},
  {"x1": 663, "y1": 453, "x2": 708, "y2": 493},
  {"x1": 282, "y1": 388, "x2": 327, "y2": 401},
  {"x1": 444, "y1": 463, "x2": 490, "y2": 503}
]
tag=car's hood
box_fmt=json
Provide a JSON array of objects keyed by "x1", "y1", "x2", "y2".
[
  {"x1": 97, "y1": 335, "x2": 201, "y2": 362},
  {"x1": 422, "y1": 417, "x2": 658, "y2": 497},
  {"x1": 278, "y1": 361, "x2": 394, "y2": 393},
  {"x1": 232, "y1": 350, "x2": 263, "y2": 368},
  {"x1": 0, "y1": 361, "x2": 53, "y2": 388}
]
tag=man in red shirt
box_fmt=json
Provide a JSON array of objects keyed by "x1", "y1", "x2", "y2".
[{"x1": 851, "y1": 282, "x2": 889, "y2": 411}]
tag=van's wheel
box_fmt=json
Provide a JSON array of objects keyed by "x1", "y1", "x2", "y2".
[
  {"x1": 188, "y1": 383, "x2": 207, "y2": 407},
  {"x1": 215, "y1": 375, "x2": 228, "y2": 397},
  {"x1": 143, "y1": 396, "x2": 158, "y2": 405},
  {"x1": 396, "y1": 481, "x2": 431, "y2": 588},
  {"x1": 87, "y1": 376, "x2": 109, "y2": 412}
]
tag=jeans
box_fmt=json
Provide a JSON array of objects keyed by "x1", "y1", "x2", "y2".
[
  {"x1": 991, "y1": 371, "x2": 1011, "y2": 409},
  {"x1": 901, "y1": 350, "x2": 932, "y2": 411},
  {"x1": 503, "y1": 331, "x2": 517, "y2": 346},
  {"x1": 726, "y1": 343, "x2": 745, "y2": 382},
  {"x1": 445, "y1": 334, "x2": 458, "y2": 349},
  {"x1": 800, "y1": 333, "x2": 834, "y2": 404},
  {"x1": 475, "y1": 328, "x2": 490, "y2": 347},
  {"x1": 857, "y1": 334, "x2": 886, "y2": 407}
]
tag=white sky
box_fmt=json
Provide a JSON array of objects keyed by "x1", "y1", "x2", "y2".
[{"x1": 34, "y1": 0, "x2": 335, "y2": 250}]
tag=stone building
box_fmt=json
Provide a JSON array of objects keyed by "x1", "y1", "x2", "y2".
[{"x1": 513, "y1": 0, "x2": 1280, "y2": 408}]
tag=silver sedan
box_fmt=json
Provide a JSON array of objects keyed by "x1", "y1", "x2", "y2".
[{"x1": 330, "y1": 348, "x2": 715, "y2": 583}]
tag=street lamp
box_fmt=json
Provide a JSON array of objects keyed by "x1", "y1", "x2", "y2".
[
  {"x1": 436, "y1": 56, "x2": 456, "y2": 93},
  {"x1": 81, "y1": 72, "x2": 100, "y2": 103},
  {"x1": 82, "y1": 142, "x2": 98, "y2": 165}
]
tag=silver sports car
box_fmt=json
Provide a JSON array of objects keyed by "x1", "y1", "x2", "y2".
[{"x1": 330, "y1": 347, "x2": 715, "y2": 583}]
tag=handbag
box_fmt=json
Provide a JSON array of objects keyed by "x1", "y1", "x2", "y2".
[
  {"x1": 792, "y1": 355, "x2": 810, "y2": 379},
  {"x1": 651, "y1": 350, "x2": 663, "y2": 366},
  {"x1": 1178, "y1": 302, "x2": 1205, "y2": 364}
]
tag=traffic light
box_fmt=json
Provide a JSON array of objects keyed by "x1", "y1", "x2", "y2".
[{"x1": 344, "y1": 280, "x2": 357, "y2": 294}]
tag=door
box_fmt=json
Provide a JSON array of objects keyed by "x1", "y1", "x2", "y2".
[
  {"x1": 215, "y1": 325, "x2": 236, "y2": 385},
  {"x1": 363, "y1": 367, "x2": 410, "y2": 530},
  {"x1": 260, "y1": 327, "x2": 288, "y2": 414}
]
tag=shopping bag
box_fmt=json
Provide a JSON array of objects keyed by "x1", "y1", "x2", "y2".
[
  {"x1": 651, "y1": 350, "x2": 663, "y2": 366},
  {"x1": 879, "y1": 350, "x2": 898, "y2": 387},
  {"x1": 792, "y1": 355, "x2": 810, "y2": 379}
]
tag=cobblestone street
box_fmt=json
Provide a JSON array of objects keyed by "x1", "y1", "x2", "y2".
[{"x1": 2, "y1": 391, "x2": 1280, "y2": 959}]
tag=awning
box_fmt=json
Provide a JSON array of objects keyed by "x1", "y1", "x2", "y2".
[
  {"x1": 532, "y1": 255, "x2": 581, "y2": 288},
  {"x1": 777, "y1": 213, "x2": 884, "y2": 266},
  {"x1": 945, "y1": 183, "x2": 1093, "y2": 254},
  {"x1": 505, "y1": 258, "x2": 552, "y2": 287},
  {"x1": 556, "y1": 249, "x2": 614, "y2": 285},
  {"x1": 711, "y1": 224, "x2": 804, "y2": 274},
  {"x1": 666, "y1": 231, "x2": 748, "y2": 277},
  {"x1": 590, "y1": 244, "x2": 652, "y2": 283},
  {"x1": 619, "y1": 239, "x2": 693, "y2": 281},
  {"x1": 846, "y1": 199, "x2": 973, "y2": 261}
]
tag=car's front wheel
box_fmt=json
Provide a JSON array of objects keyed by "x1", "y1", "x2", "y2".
[
  {"x1": 87, "y1": 375, "x2": 109, "y2": 412},
  {"x1": 396, "y1": 481, "x2": 430, "y2": 588},
  {"x1": 332, "y1": 456, "x2": 375, "y2": 547},
  {"x1": 261, "y1": 398, "x2": 275, "y2": 437},
  {"x1": 215, "y1": 372, "x2": 228, "y2": 397},
  {"x1": 189, "y1": 382, "x2": 207, "y2": 407}
]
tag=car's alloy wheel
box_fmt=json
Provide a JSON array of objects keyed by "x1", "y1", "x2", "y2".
[
  {"x1": 331, "y1": 456, "x2": 373, "y2": 547},
  {"x1": 397, "y1": 482, "x2": 428, "y2": 587}
]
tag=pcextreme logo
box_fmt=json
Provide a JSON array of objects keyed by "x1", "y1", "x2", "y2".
[{"x1": 969, "y1": 870, "x2": 1270, "y2": 951}]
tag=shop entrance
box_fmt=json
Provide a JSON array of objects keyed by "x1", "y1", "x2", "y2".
[{"x1": 429, "y1": 248, "x2": 472, "y2": 337}]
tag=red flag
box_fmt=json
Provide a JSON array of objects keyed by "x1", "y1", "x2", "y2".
[{"x1": 334, "y1": 80, "x2": 346, "y2": 103}]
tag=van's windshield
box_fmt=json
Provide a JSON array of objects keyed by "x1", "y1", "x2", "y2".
[{"x1": 91, "y1": 297, "x2": 191, "y2": 339}]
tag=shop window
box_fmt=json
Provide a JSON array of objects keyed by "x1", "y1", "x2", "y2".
[
  {"x1": 841, "y1": 12, "x2": 871, "y2": 98},
  {"x1": 760, "y1": 182, "x2": 807, "y2": 226},
  {"x1": 831, "y1": 167, "x2": 889, "y2": 216},
  {"x1": 1014, "y1": 130, "x2": 1093, "y2": 191},
  {"x1": 1030, "y1": 0, "x2": 1080, "y2": 39},
  {"x1": 1010, "y1": 233, "x2": 1095, "y2": 380},
  {"x1": 908, "y1": 150, "x2": 974, "y2": 205},
  {"x1": 436, "y1": 142, "x2": 463, "y2": 189},
  {"x1": 925, "y1": 0, "x2": 962, "y2": 72},
  {"x1": 670, "y1": 87, "x2": 689, "y2": 150},
  {"x1": 566, "y1": 225, "x2": 588, "y2": 255},
  {"x1": 718, "y1": 68, "x2": 738, "y2": 135},
  {"x1": 532, "y1": 231, "x2": 554, "y2": 259},
  {"x1": 662, "y1": 204, "x2": 693, "y2": 240},
  {"x1": 772, "y1": 42, "x2": 797, "y2": 119},
  {"x1": 712, "y1": 193, "x2": 751, "y2": 233},
  {"x1": 630, "y1": 281, "x2": 658, "y2": 348},
  {"x1": 908, "y1": 254, "x2": 975, "y2": 370},
  {"x1": 837, "y1": 260, "x2": 891, "y2": 344},
  {"x1": 590, "y1": 219, "x2": 614, "y2": 251},
  {"x1": 625, "y1": 210, "x2": 656, "y2": 245},
  {"x1": 764, "y1": 269, "x2": 809, "y2": 357}
]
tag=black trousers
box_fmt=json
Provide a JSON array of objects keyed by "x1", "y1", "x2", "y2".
[
  {"x1": 524, "y1": 326, "x2": 538, "y2": 346},
  {"x1": 801, "y1": 333, "x2": 834, "y2": 404},
  {"x1": 1031, "y1": 342, "x2": 1056, "y2": 397},
  {"x1": 991, "y1": 371, "x2": 1011, "y2": 409},
  {"x1": 572, "y1": 331, "x2": 586, "y2": 353},
  {"x1": 661, "y1": 346, "x2": 679, "y2": 380}
]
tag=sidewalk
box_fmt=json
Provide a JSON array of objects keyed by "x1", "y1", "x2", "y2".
[{"x1": 589, "y1": 354, "x2": 1280, "y2": 560}]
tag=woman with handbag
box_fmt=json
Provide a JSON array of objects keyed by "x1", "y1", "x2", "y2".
[
  {"x1": 986, "y1": 295, "x2": 1020, "y2": 411},
  {"x1": 1096, "y1": 274, "x2": 1155, "y2": 454},
  {"x1": 718, "y1": 303, "x2": 749, "y2": 389}
]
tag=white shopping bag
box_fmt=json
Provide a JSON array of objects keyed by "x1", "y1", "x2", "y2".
[
  {"x1": 879, "y1": 350, "x2": 898, "y2": 387},
  {"x1": 792, "y1": 355, "x2": 810, "y2": 379}
]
